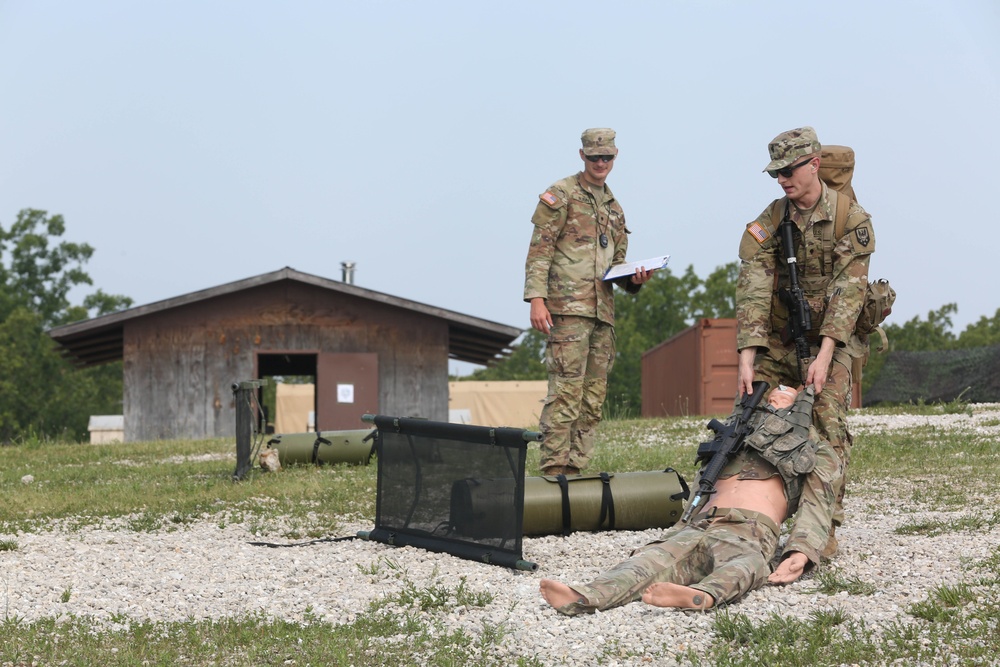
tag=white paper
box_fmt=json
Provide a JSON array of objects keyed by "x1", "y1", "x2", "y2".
[
  {"x1": 602, "y1": 255, "x2": 670, "y2": 281},
  {"x1": 337, "y1": 384, "x2": 355, "y2": 403}
]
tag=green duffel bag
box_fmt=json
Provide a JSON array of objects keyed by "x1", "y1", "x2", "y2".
[
  {"x1": 266, "y1": 429, "x2": 375, "y2": 466},
  {"x1": 450, "y1": 468, "x2": 689, "y2": 538}
]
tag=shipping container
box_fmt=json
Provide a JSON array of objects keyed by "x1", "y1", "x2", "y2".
[
  {"x1": 641, "y1": 319, "x2": 739, "y2": 418},
  {"x1": 641, "y1": 318, "x2": 862, "y2": 417}
]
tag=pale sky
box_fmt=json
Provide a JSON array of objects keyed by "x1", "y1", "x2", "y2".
[{"x1": 2, "y1": 1, "x2": 998, "y2": 375}]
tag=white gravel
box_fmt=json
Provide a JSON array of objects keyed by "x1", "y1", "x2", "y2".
[{"x1": 3, "y1": 407, "x2": 999, "y2": 666}]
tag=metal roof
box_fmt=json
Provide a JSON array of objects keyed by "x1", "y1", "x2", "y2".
[{"x1": 48, "y1": 267, "x2": 521, "y2": 368}]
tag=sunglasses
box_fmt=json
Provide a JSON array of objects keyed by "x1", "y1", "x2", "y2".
[
  {"x1": 585, "y1": 154, "x2": 615, "y2": 163},
  {"x1": 768, "y1": 157, "x2": 814, "y2": 179}
]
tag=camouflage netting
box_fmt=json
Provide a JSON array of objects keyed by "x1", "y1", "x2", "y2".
[{"x1": 864, "y1": 344, "x2": 1000, "y2": 405}]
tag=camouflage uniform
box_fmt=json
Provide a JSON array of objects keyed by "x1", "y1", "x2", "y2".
[
  {"x1": 736, "y1": 127, "x2": 874, "y2": 528},
  {"x1": 553, "y1": 388, "x2": 841, "y2": 615},
  {"x1": 524, "y1": 129, "x2": 640, "y2": 472}
]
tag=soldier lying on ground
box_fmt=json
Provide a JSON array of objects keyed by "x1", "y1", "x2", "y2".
[{"x1": 539, "y1": 384, "x2": 842, "y2": 613}]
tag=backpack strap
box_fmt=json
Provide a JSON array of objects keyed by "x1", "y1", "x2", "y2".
[
  {"x1": 767, "y1": 198, "x2": 784, "y2": 239},
  {"x1": 821, "y1": 189, "x2": 852, "y2": 276}
]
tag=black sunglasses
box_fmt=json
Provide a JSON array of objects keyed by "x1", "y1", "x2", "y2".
[
  {"x1": 768, "y1": 157, "x2": 814, "y2": 179},
  {"x1": 585, "y1": 154, "x2": 615, "y2": 163}
]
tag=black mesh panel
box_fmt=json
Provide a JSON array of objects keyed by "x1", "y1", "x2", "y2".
[{"x1": 365, "y1": 415, "x2": 534, "y2": 570}]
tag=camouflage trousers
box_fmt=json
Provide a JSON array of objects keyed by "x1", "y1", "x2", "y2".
[
  {"x1": 557, "y1": 509, "x2": 780, "y2": 615},
  {"x1": 538, "y1": 315, "x2": 615, "y2": 472},
  {"x1": 749, "y1": 338, "x2": 854, "y2": 527}
]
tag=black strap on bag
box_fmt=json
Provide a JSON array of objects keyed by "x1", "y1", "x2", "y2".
[
  {"x1": 597, "y1": 472, "x2": 616, "y2": 530},
  {"x1": 311, "y1": 435, "x2": 332, "y2": 464},
  {"x1": 556, "y1": 474, "x2": 572, "y2": 536}
]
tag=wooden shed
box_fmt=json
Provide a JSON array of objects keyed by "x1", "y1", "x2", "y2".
[
  {"x1": 642, "y1": 318, "x2": 862, "y2": 418},
  {"x1": 48, "y1": 268, "x2": 521, "y2": 442}
]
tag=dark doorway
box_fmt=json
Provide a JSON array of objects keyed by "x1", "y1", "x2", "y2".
[{"x1": 257, "y1": 353, "x2": 317, "y2": 434}]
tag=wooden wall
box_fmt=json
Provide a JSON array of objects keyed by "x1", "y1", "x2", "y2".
[{"x1": 122, "y1": 281, "x2": 449, "y2": 441}]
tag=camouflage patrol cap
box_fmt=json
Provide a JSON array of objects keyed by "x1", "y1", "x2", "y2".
[
  {"x1": 581, "y1": 128, "x2": 618, "y2": 155},
  {"x1": 763, "y1": 126, "x2": 821, "y2": 172}
]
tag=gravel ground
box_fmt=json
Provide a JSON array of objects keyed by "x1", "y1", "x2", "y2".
[{"x1": 3, "y1": 407, "x2": 999, "y2": 666}]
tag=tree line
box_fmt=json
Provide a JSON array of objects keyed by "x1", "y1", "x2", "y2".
[
  {"x1": 463, "y1": 267, "x2": 1000, "y2": 417},
  {"x1": 5, "y1": 208, "x2": 1000, "y2": 442},
  {"x1": 1, "y1": 209, "x2": 132, "y2": 443}
]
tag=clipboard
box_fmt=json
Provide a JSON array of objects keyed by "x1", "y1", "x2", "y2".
[{"x1": 602, "y1": 255, "x2": 670, "y2": 281}]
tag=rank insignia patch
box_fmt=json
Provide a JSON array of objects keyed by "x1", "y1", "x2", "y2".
[{"x1": 747, "y1": 221, "x2": 770, "y2": 244}]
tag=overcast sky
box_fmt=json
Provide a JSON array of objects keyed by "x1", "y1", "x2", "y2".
[{"x1": 2, "y1": 0, "x2": 998, "y2": 375}]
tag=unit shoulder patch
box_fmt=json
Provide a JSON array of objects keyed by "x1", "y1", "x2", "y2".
[{"x1": 854, "y1": 226, "x2": 871, "y2": 247}]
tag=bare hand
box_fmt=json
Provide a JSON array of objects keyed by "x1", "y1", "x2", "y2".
[
  {"x1": 630, "y1": 266, "x2": 654, "y2": 285},
  {"x1": 805, "y1": 337, "x2": 836, "y2": 393},
  {"x1": 768, "y1": 552, "x2": 809, "y2": 584},
  {"x1": 529, "y1": 298, "x2": 553, "y2": 334},
  {"x1": 737, "y1": 348, "x2": 757, "y2": 397}
]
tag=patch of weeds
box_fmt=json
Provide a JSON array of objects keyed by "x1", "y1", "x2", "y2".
[
  {"x1": 59, "y1": 587, "x2": 72, "y2": 603},
  {"x1": 453, "y1": 576, "x2": 493, "y2": 607},
  {"x1": 973, "y1": 549, "x2": 1000, "y2": 586},
  {"x1": 125, "y1": 511, "x2": 164, "y2": 532},
  {"x1": 895, "y1": 511, "x2": 997, "y2": 537},
  {"x1": 0, "y1": 539, "x2": 17, "y2": 552},
  {"x1": 356, "y1": 555, "x2": 404, "y2": 579},
  {"x1": 812, "y1": 569, "x2": 877, "y2": 596},
  {"x1": 705, "y1": 610, "x2": 882, "y2": 666},
  {"x1": 375, "y1": 575, "x2": 493, "y2": 614},
  {"x1": 908, "y1": 581, "x2": 977, "y2": 623},
  {"x1": 476, "y1": 620, "x2": 509, "y2": 649},
  {"x1": 598, "y1": 636, "x2": 647, "y2": 664}
]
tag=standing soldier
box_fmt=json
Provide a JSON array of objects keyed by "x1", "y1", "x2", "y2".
[
  {"x1": 735, "y1": 126, "x2": 875, "y2": 556},
  {"x1": 524, "y1": 128, "x2": 653, "y2": 477}
]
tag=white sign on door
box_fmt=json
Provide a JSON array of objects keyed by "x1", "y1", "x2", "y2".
[{"x1": 337, "y1": 383, "x2": 355, "y2": 403}]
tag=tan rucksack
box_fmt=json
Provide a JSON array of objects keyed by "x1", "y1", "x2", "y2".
[{"x1": 769, "y1": 145, "x2": 896, "y2": 355}]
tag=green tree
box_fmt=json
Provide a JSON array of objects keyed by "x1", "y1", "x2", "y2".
[
  {"x1": 462, "y1": 329, "x2": 547, "y2": 381},
  {"x1": 882, "y1": 303, "x2": 958, "y2": 352},
  {"x1": 0, "y1": 209, "x2": 96, "y2": 326},
  {"x1": 955, "y1": 307, "x2": 1000, "y2": 349},
  {"x1": 457, "y1": 263, "x2": 739, "y2": 417},
  {"x1": 691, "y1": 261, "x2": 739, "y2": 319},
  {"x1": 0, "y1": 209, "x2": 132, "y2": 442}
]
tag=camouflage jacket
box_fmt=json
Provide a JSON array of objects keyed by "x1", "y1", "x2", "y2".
[
  {"x1": 715, "y1": 387, "x2": 841, "y2": 566},
  {"x1": 523, "y1": 172, "x2": 635, "y2": 325},
  {"x1": 735, "y1": 182, "x2": 874, "y2": 355}
]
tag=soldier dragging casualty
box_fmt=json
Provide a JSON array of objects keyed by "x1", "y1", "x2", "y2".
[{"x1": 540, "y1": 384, "x2": 841, "y2": 613}]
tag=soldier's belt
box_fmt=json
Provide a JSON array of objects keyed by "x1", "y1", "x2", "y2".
[{"x1": 690, "y1": 506, "x2": 780, "y2": 536}]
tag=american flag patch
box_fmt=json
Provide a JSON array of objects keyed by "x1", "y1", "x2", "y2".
[
  {"x1": 747, "y1": 221, "x2": 769, "y2": 243},
  {"x1": 540, "y1": 191, "x2": 558, "y2": 206}
]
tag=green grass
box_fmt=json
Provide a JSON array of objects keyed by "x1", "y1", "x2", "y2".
[
  {"x1": 1, "y1": 403, "x2": 998, "y2": 666},
  {"x1": 0, "y1": 438, "x2": 377, "y2": 537},
  {"x1": 692, "y1": 549, "x2": 1000, "y2": 666}
]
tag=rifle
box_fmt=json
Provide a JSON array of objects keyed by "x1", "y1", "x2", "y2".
[
  {"x1": 680, "y1": 380, "x2": 769, "y2": 524},
  {"x1": 777, "y1": 201, "x2": 813, "y2": 384}
]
